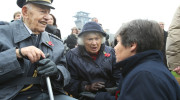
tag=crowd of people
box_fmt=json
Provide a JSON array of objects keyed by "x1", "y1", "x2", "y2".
[{"x1": 0, "y1": 0, "x2": 180, "y2": 100}]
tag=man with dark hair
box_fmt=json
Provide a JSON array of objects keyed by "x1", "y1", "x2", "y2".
[
  {"x1": 0, "y1": 0, "x2": 76, "y2": 100},
  {"x1": 95, "y1": 19, "x2": 180, "y2": 100}
]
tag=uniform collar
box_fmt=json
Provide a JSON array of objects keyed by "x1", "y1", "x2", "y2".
[
  {"x1": 13, "y1": 20, "x2": 31, "y2": 43},
  {"x1": 13, "y1": 20, "x2": 52, "y2": 49}
]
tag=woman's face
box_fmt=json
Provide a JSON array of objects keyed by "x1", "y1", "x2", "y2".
[
  {"x1": 72, "y1": 28, "x2": 78, "y2": 34},
  {"x1": 114, "y1": 35, "x2": 136, "y2": 62},
  {"x1": 47, "y1": 15, "x2": 54, "y2": 25},
  {"x1": 84, "y1": 33, "x2": 102, "y2": 54}
]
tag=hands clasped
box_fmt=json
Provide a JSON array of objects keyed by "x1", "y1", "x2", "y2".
[
  {"x1": 85, "y1": 82, "x2": 105, "y2": 92},
  {"x1": 36, "y1": 58, "x2": 59, "y2": 77}
]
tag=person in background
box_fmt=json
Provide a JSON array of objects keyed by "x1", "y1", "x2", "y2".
[
  {"x1": 104, "y1": 29, "x2": 110, "y2": 46},
  {"x1": 64, "y1": 27, "x2": 79, "y2": 49},
  {"x1": 110, "y1": 38, "x2": 117, "y2": 48},
  {"x1": 91, "y1": 17, "x2": 102, "y2": 26},
  {"x1": 11, "y1": 11, "x2": 22, "y2": 22},
  {"x1": 64, "y1": 22, "x2": 120, "y2": 100},
  {"x1": 91, "y1": 17, "x2": 98, "y2": 23},
  {"x1": 95, "y1": 19, "x2": 180, "y2": 100},
  {"x1": 159, "y1": 21, "x2": 168, "y2": 66},
  {"x1": 0, "y1": 0, "x2": 76, "y2": 100},
  {"x1": 45, "y1": 14, "x2": 61, "y2": 39}
]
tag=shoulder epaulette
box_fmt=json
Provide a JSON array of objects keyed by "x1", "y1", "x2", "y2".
[{"x1": 48, "y1": 33, "x2": 63, "y2": 42}]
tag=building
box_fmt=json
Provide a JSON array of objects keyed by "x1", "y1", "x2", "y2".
[{"x1": 73, "y1": 11, "x2": 91, "y2": 30}]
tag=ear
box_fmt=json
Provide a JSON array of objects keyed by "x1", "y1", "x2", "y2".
[
  {"x1": 130, "y1": 43, "x2": 137, "y2": 53},
  {"x1": 22, "y1": 6, "x2": 28, "y2": 18}
]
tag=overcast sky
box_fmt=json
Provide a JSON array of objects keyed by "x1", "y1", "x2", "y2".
[{"x1": 1, "y1": 0, "x2": 180, "y2": 39}]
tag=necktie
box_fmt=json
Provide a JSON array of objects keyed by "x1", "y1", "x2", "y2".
[{"x1": 31, "y1": 34, "x2": 38, "y2": 46}]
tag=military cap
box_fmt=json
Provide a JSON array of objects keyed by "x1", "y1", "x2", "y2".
[{"x1": 17, "y1": 0, "x2": 55, "y2": 9}]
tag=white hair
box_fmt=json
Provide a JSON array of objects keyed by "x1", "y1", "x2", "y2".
[
  {"x1": 24, "y1": 3, "x2": 33, "y2": 9},
  {"x1": 77, "y1": 32, "x2": 106, "y2": 45}
]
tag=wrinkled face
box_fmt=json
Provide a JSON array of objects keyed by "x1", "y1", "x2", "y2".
[
  {"x1": 47, "y1": 15, "x2": 54, "y2": 25},
  {"x1": 114, "y1": 36, "x2": 136, "y2": 62},
  {"x1": 84, "y1": 33, "x2": 102, "y2": 54},
  {"x1": 23, "y1": 4, "x2": 50, "y2": 34},
  {"x1": 14, "y1": 13, "x2": 21, "y2": 20}
]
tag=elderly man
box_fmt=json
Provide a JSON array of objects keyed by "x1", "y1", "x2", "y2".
[{"x1": 0, "y1": 0, "x2": 76, "y2": 100}]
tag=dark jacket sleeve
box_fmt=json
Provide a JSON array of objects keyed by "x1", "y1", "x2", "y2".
[
  {"x1": 45, "y1": 25, "x2": 61, "y2": 39},
  {"x1": 118, "y1": 71, "x2": 179, "y2": 100},
  {"x1": 64, "y1": 50, "x2": 87, "y2": 98}
]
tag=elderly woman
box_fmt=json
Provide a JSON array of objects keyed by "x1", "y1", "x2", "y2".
[
  {"x1": 95, "y1": 19, "x2": 180, "y2": 100},
  {"x1": 64, "y1": 22, "x2": 119, "y2": 99}
]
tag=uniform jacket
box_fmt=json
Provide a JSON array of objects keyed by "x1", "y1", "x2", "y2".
[
  {"x1": 95, "y1": 50, "x2": 180, "y2": 100},
  {"x1": 64, "y1": 45, "x2": 120, "y2": 98},
  {"x1": 0, "y1": 20, "x2": 70, "y2": 100},
  {"x1": 166, "y1": 5, "x2": 180, "y2": 70}
]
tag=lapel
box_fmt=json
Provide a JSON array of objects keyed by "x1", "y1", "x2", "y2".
[
  {"x1": 40, "y1": 32, "x2": 53, "y2": 50},
  {"x1": 95, "y1": 44, "x2": 107, "y2": 64},
  {"x1": 13, "y1": 20, "x2": 53, "y2": 58},
  {"x1": 13, "y1": 20, "x2": 31, "y2": 44},
  {"x1": 39, "y1": 32, "x2": 53, "y2": 59}
]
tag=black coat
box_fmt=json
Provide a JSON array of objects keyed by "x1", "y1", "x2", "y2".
[
  {"x1": 64, "y1": 44, "x2": 120, "y2": 98},
  {"x1": 45, "y1": 24, "x2": 61, "y2": 39},
  {"x1": 64, "y1": 34, "x2": 78, "y2": 49},
  {"x1": 95, "y1": 50, "x2": 180, "y2": 100}
]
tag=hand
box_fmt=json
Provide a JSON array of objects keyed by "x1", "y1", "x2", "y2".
[
  {"x1": 16, "y1": 46, "x2": 45, "y2": 63},
  {"x1": 36, "y1": 58, "x2": 58, "y2": 77},
  {"x1": 85, "y1": 82, "x2": 105, "y2": 92},
  {"x1": 173, "y1": 66, "x2": 180, "y2": 75}
]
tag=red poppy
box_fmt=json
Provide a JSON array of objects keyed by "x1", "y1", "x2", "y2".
[
  {"x1": 46, "y1": 41, "x2": 54, "y2": 46},
  {"x1": 115, "y1": 90, "x2": 120, "y2": 100},
  {"x1": 104, "y1": 52, "x2": 111, "y2": 57}
]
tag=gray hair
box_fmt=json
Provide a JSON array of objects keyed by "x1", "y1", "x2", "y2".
[
  {"x1": 77, "y1": 32, "x2": 106, "y2": 45},
  {"x1": 116, "y1": 19, "x2": 163, "y2": 53},
  {"x1": 24, "y1": 3, "x2": 33, "y2": 10}
]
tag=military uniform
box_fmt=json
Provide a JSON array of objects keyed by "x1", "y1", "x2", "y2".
[{"x1": 0, "y1": 20, "x2": 73, "y2": 100}]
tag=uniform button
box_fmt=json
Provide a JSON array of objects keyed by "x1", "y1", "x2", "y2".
[{"x1": 41, "y1": 88, "x2": 44, "y2": 92}]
